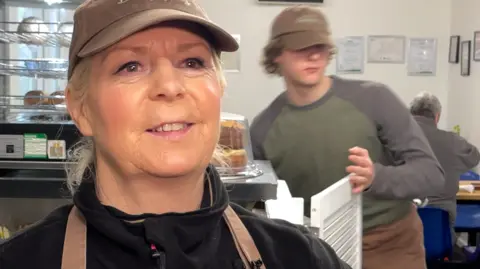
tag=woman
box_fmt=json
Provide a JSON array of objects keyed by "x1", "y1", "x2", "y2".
[{"x1": 0, "y1": 1, "x2": 361, "y2": 268}]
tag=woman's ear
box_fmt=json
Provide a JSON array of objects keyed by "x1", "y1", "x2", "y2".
[{"x1": 65, "y1": 87, "x2": 93, "y2": 136}]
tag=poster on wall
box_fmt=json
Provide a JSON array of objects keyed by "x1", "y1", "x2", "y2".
[
  {"x1": 473, "y1": 31, "x2": 480, "y2": 61},
  {"x1": 221, "y1": 34, "x2": 241, "y2": 72},
  {"x1": 449, "y1": 35, "x2": 460, "y2": 63},
  {"x1": 367, "y1": 35, "x2": 406, "y2": 63},
  {"x1": 407, "y1": 38, "x2": 437, "y2": 76},
  {"x1": 461, "y1": 41, "x2": 471, "y2": 76},
  {"x1": 336, "y1": 36, "x2": 365, "y2": 74}
]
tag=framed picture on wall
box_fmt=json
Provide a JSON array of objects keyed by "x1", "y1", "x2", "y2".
[
  {"x1": 448, "y1": 35, "x2": 460, "y2": 63},
  {"x1": 461, "y1": 40, "x2": 471, "y2": 76},
  {"x1": 367, "y1": 35, "x2": 406, "y2": 63},
  {"x1": 473, "y1": 31, "x2": 480, "y2": 61},
  {"x1": 221, "y1": 34, "x2": 241, "y2": 72}
]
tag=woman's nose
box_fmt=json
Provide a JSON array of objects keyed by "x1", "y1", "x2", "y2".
[{"x1": 148, "y1": 59, "x2": 185, "y2": 101}]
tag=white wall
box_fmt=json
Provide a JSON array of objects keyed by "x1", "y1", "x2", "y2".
[
  {"x1": 448, "y1": 0, "x2": 480, "y2": 147},
  {"x1": 201, "y1": 0, "x2": 451, "y2": 128}
]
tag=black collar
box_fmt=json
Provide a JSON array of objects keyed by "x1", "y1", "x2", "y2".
[{"x1": 73, "y1": 165, "x2": 229, "y2": 266}]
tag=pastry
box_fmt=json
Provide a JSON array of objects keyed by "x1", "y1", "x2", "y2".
[
  {"x1": 49, "y1": 91, "x2": 65, "y2": 105},
  {"x1": 223, "y1": 149, "x2": 248, "y2": 167},
  {"x1": 219, "y1": 120, "x2": 245, "y2": 150},
  {"x1": 215, "y1": 117, "x2": 250, "y2": 170},
  {"x1": 24, "y1": 90, "x2": 48, "y2": 106}
]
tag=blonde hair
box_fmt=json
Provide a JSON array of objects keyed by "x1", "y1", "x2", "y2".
[
  {"x1": 260, "y1": 37, "x2": 336, "y2": 76},
  {"x1": 65, "y1": 52, "x2": 227, "y2": 195}
]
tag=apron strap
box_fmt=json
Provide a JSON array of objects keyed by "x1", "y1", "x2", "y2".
[
  {"x1": 223, "y1": 205, "x2": 266, "y2": 269},
  {"x1": 62, "y1": 206, "x2": 266, "y2": 269},
  {"x1": 61, "y1": 206, "x2": 86, "y2": 269}
]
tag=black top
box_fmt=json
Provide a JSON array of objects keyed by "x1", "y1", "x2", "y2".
[{"x1": 0, "y1": 165, "x2": 350, "y2": 269}]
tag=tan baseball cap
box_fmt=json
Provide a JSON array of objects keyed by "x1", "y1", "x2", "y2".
[
  {"x1": 68, "y1": 0, "x2": 239, "y2": 79},
  {"x1": 270, "y1": 5, "x2": 333, "y2": 50}
]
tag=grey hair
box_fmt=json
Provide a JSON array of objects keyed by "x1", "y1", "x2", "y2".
[
  {"x1": 65, "y1": 53, "x2": 227, "y2": 195},
  {"x1": 409, "y1": 91, "x2": 442, "y2": 119}
]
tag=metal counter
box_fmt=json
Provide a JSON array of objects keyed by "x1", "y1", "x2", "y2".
[{"x1": 0, "y1": 161, "x2": 278, "y2": 202}]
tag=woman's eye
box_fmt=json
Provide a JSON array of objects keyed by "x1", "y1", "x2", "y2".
[
  {"x1": 183, "y1": 58, "x2": 205, "y2": 69},
  {"x1": 116, "y1": 61, "x2": 141, "y2": 74}
]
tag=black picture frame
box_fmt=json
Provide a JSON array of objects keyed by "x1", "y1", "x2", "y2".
[
  {"x1": 473, "y1": 31, "x2": 480, "y2": 61},
  {"x1": 448, "y1": 35, "x2": 460, "y2": 63},
  {"x1": 461, "y1": 41, "x2": 471, "y2": 76}
]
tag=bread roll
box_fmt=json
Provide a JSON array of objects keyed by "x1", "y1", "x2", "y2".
[
  {"x1": 24, "y1": 90, "x2": 47, "y2": 106},
  {"x1": 49, "y1": 91, "x2": 65, "y2": 105}
]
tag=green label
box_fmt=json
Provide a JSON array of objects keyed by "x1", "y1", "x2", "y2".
[{"x1": 24, "y1": 133, "x2": 47, "y2": 159}]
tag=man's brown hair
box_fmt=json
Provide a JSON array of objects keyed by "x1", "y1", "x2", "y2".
[{"x1": 261, "y1": 37, "x2": 284, "y2": 75}]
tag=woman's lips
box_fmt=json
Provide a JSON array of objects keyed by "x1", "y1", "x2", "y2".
[{"x1": 146, "y1": 123, "x2": 194, "y2": 140}]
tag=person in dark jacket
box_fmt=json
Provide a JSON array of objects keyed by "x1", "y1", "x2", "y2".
[
  {"x1": 0, "y1": 1, "x2": 352, "y2": 269},
  {"x1": 410, "y1": 91, "x2": 480, "y2": 244}
]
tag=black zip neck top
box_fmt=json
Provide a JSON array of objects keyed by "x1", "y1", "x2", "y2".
[{"x1": 0, "y1": 165, "x2": 351, "y2": 269}]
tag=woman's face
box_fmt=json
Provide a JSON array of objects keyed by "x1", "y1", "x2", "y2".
[{"x1": 72, "y1": 26, "x2": 222, "y2": 178}]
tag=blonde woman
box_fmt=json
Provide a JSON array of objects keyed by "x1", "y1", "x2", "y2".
[{"x1": 0, "y1": 1, "x2": 350, "y2": 269}]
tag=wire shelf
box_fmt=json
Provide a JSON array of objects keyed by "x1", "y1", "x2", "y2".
[
  {"x1": 0, "y1": 21, "x2": 72, "y2": 47},
  {"x1": 0, "y1": 94, "x2": 69, "y2": 123},
  {"x1": 0, "y1": 31, "x2": 72, "y2": 47},
  {"x1": 2, "y1": 112, "x2": 71, "y2": 123},
  {"x1": 0, "y1": 59, "x2": 67, "y2": 79},
  {"x1": 0, "y1": 94, "x2": 66, "y2": 110}
]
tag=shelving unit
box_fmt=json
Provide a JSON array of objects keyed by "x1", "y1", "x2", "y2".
[
  {"x1": 0, "y1": 58, "x2": 68, "y2": 78},
  {"x1": 0, "y1": 0, "x2": 79, "y2": 239}
]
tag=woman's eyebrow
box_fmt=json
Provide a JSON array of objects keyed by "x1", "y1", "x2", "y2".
[
  {"x1": 99, "y1": 41, "x2": 211, "y2": 63},
  {"x1": 100, "y1": 46, "x2": 150, "y2": 63},
  {"x1": 177, "y1": 42, "x2": 211, "y2": 53}
]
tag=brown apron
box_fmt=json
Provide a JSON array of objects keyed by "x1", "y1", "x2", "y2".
[
  {"x1": 362, "y1": 206, "x2": 426, "y2": 269},
  {"x1": 61, "y1": 206, "x2": 266, "y2": 269}
]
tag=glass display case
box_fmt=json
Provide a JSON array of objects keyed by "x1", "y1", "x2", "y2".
[{"x1": 215, "y1": 112, "x2": 263, "y2": 180}]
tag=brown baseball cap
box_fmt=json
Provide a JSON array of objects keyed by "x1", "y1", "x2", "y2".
[
  {"x1": 68, "y1": 0, "x2": 239, "y2": 79},
  {"x1": 270, "y1": 5, "x2": 333, "y2": 50}
]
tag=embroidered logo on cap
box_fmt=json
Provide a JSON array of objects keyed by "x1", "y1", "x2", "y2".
[{"x1": 295, "y1": 16, "x2": 318, "y2": 24}]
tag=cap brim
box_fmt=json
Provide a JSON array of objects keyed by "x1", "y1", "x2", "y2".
[
  {"x1": 281, "y1": 31, "x2": 332, "y2": 51},
  {"x1": 78, "y1": 9, "x2": 238, "y2": 57}
]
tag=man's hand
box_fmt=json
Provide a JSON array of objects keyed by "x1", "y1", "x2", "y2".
[{"x1": 346, "y1": 147, "x2": 374, "y2": 193}]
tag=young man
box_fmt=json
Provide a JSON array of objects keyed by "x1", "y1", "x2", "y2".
[
  {"x1": 251, "y1": 6, "x2": 445, "y2": 269},
  {"x1": 410, "y1": 91, "x2": 480, "y2": 245}
]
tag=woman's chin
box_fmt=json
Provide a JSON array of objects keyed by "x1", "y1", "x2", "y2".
[{"x1": 141, "y1": 160, "x2": 206, "y2": 179}]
